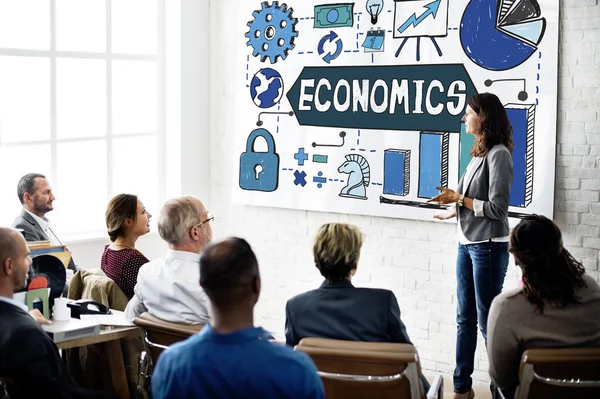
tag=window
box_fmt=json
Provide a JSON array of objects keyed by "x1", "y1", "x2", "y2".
[{"x1": 0, "y1": 0, "x2": 180, "y2": 238}]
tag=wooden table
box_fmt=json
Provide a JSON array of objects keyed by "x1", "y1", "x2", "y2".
[{"x1": 58, "y1": 326, "x2": 141, "y2": 399}]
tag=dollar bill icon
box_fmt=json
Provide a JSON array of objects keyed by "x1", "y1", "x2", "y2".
[{"x1": 314, "y1": 3, "x2": 354, "y2": 29}]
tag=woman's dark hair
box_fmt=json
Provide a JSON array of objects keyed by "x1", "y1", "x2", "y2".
[
  {"x1": 467, "y1": 93, "x2": 515, "y2": 156},
  {"x1": 510, "y1": 214, "x2": 587, "y2": 314},
  {"x1": 105, "y1": 194, "x2": 138, "y2": 242}
]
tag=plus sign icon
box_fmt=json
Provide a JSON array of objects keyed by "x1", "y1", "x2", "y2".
[{"x1": 294, "y1": 148, "x2": 308, "y2": 166}]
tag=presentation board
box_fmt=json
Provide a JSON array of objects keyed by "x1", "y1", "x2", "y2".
[{"x1": 233, "y1": 0, "x2": 559, "y2": 221}]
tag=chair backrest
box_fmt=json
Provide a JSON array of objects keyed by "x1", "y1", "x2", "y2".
[
  {"x1": 296, "y1": 338, "x2": 424, "y2": 399},
  {"x1": 133, "y1": 312, "x2": 204, "y2": 364},
  {"x1": 517, "y1": 348, "x2": 600, "y2": 399}
]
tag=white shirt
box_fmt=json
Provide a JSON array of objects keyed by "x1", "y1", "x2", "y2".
[
  {"x1": 457, "y1": 158, "x2": 509, "y2": 245},
  {"x1": 25, "y1": 210, "x2": 62, "y2": 246},
  {"x1": 125, "y1": 249, "x2": 211, "y2": 324}
]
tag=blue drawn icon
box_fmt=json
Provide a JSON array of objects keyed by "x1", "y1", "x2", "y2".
[
  {"x1": 250, "y1": 68, "x2": 284, "y2": 109},
  {"x1": 384, "y1": 149, "x2": 411, "y2": 196},
  {"x1": 294, "y1": 170, "x2": 307, "y2": 186},
  {"x1": 313, "y1": 171, "x2": 327, "y2": 188},
  {"x1": 318, "y1": 31, "x2": 343, "y2": 64},
  {"x1": 460, "y1": 0, "x2": 546, "y2": 71},
  {"x1": 239, "y1": 128, "x2": 279, "y2": 192},
  {"x1": 294, "y1": 147, "x2": 308, "y2": 165},
  {"x1": 362, "y1": 28, "x2": 385, "y2": 52},
  {"x1": 397, "y1": 0, "x2": 442, "y2": 34},
  {"x1": 245, "y1": 2, "x2": 299, "y2": 64},
  {"x1": 393, "y1": 0, "x2": 447, "y2": 61},
  {"x1": 338, "y1": 154, "x2": 370, "y2": 200}
]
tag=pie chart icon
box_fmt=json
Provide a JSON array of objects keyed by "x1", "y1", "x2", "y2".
[{"x1": 460, "y1": 0, "x2": 546, "y2": 71}]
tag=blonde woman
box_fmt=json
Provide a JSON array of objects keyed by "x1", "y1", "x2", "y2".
[
  {"x1": 101, "y1": 194, "x2": 151, "y2": 298},
  {"x1": 285, "y1": 223, "x2": 429, "y2": 391},
  {"x1": 285, "y1": 223, "x2": 411, "y2": 345}
]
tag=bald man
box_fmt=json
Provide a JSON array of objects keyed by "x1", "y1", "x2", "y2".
[
  {"x1": 0, "y1": 228, "x2": 114, "y2": 399},
  {"x1": 152, "y1": 238, "x2": 324, "y2": 399}
]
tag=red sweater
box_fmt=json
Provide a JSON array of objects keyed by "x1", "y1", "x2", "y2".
[{"x1": 101, "y1": 246, "x2": 149, "y2": 298}]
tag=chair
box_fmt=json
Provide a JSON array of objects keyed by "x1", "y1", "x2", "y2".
[
  {"x1": 65, "y1": 268, "x2": 134, "y2": 393},
  {"x1": 67, "y1": 268, "x2": 128, "y2": 311},
  {"x1": 296, "y1": 338, "x2": 443, "y2": 399},
  {"x1": 506, "y1": 348, "x2": 600, "y2": 399},
  {"x1": 133, "y1": 312, "x2": 204, "y2": 395}
]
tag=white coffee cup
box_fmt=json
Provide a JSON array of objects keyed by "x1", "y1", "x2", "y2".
[{"x1": 53, "y1": 297, "x2": 71, "y2": 321}]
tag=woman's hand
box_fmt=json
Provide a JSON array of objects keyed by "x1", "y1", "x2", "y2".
[
  {"x1": 433, "y1": 207, "x2": 456, "y2": 220},
  {"x1": 428, "y1": 186, "x2": 461, "y2": 205}
]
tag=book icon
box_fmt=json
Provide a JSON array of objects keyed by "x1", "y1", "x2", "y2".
[{"x1": 362, "y1": 28, "x2": 385, "y2": 52}]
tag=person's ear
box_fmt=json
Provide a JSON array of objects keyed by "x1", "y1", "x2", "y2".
[
  {"x1": 2, "y1": 258, "x2": 13, "y2": 277},
  {"x1": 350, "y1": 263, "x2": 358, "y2": 277},
  {"x1": 252, "y1": 275, "x2": 261, "y2": 297},
  {"x1": 23, "y1": 192, "x2": 32, "y2": 204},
  {"x1": 188, "y1": 225, "x2": 198, "y2": 241}
]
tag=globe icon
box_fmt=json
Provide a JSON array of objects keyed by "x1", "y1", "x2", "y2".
[{"x1": 250, "y1": 68, "x2": 284, "y2": 109}]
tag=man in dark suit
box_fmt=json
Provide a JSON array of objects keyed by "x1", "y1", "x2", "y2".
[
  {"x1": 0, "y1": 227, "x2": 113, "y2": 399},
  {"x1": 12, "y1": 173, "x2": 76, "y2": 271},
  {"x1": 285, "y1": 223, "x2": 429, "y2": 391}
]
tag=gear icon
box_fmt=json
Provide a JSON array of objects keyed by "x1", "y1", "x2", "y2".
[{"x1": 245, "y1": 1, "x2": 299, "y2": 64}]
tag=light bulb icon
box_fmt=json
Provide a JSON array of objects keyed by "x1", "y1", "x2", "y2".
[{"x1": 366, "y1": 0, "x2": 384, "y2": 25}]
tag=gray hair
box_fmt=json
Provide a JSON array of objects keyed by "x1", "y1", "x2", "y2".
[
  {"x1": 158, "y1": 196, "x2": 203, "y2": 245},
  {"x1": 17, "y1": 173, "x2": 46, "y2": 205}
]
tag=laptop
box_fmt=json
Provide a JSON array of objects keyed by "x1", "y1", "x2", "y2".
[{"x1": 42, "y1": 318, "x2": 101, "y2": 343}]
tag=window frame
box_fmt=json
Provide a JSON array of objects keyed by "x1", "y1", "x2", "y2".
[{"x1": 0, "y1": 0, "x2": 169, "y2": 238}]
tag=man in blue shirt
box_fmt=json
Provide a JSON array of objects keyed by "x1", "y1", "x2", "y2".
[{"x1": 151, "y1": 237, "x2": 325, "y2": 399}]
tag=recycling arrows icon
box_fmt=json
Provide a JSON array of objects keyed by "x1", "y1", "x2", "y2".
[{"x1": 317, "y1": 31, "x2": 343, "y2": 64}]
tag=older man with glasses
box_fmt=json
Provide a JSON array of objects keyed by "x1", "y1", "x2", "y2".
[{"x1": 125, "y1": 196, "x2": 214, "y2": 324}]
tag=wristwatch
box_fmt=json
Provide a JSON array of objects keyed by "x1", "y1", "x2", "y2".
[{"x1": 457, "y1": 194, "x2": 465, "y2": 207}]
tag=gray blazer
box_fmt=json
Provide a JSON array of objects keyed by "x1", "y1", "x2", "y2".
[
  {"x1": 456, "y1": 144, "x2": 513, "y2": 242},
  {"x1": 12, "y1": 209, "x2": 76, "y2": 271}
]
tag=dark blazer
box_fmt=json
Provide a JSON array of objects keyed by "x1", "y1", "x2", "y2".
[
  {"x1": 285, "y1": 280, "x2": 412, "y2": 347},
  {"x1": 456, "y1": 144, "x2": 513, "y2": 241},
  {"x1": 0, "y1": 300, "x2": 113, "y2": 399},
  {"x1": 12, "y1": 209, "x2": 76, "y2": 271}
]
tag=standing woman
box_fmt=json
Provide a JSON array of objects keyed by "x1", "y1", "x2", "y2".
[
  {"x1": 101, "y1": 194, "x2": 152, "y2": 299},
  {"x1": 429, "y1": 93, "x2": 514, "y2": 399}
]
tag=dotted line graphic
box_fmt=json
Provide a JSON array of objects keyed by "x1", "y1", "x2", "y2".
[
  {"x1": 350, "y1": 148, "x2": 377, "y2": 153},
  {"x1": 245, "y1": 55, "x2": 250, "y2": 88},
  {"x1": 536, "y1": 52, "x2": 541, "y2": 106}
]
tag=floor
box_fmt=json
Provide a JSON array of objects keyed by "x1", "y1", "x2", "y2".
[{"x1": 442, "y1": 380, "x2": 492, "y2": 399}]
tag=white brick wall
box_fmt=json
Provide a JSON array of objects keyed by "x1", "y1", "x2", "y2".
[{"x1": 209, "y1": 0, "x2": 600, "y2": 388}]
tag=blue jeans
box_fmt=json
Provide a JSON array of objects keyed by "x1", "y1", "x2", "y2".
[{"x1": 453, "y1": 241, "x2": 509, "y2": 393}]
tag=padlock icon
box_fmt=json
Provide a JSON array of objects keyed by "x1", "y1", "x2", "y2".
[{"x1": 239, "y1": 128, "x2": 279, "y2": 192}]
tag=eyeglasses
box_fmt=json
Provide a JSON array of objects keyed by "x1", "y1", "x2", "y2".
[{"x1": 193, "y1": 212, "x2": 214, "y2": 230}]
